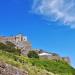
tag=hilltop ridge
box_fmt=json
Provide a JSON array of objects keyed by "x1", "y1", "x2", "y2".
[
  {"x1": 0, "y1": 34, "x2": 75, "y2": 75},
  {"x1": 0, "y1": 34, "x2": 70, "y2": 63}
]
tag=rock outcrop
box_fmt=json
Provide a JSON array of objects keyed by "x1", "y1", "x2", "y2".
[{"x1": 0, "y1": 61, "x2": 28, "y2": 75}]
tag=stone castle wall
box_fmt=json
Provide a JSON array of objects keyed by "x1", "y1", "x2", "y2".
[
  {"x1": 36, "y1": 49, "x2": 70, "y2": 64},
  {"x1": 0, "y1": 34, "x2": 31, "y2": 56},
  {"x1": 0, "y1": 34, "x2": 27, "y2": 42}
]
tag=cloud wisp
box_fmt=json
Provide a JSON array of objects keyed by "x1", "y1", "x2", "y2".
[{"x1": 32, "y1": 0, "x2": 75, "y2": 28}]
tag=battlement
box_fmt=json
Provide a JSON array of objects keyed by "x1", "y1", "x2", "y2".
[{"x1": 0, "y1": 34, "x2": 27, "y2": 42}]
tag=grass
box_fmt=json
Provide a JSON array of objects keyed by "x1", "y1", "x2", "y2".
[{"x1": 0, "y1": 50, "x2": 75, "y2": 75}]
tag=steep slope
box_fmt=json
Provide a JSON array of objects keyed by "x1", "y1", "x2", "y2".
[
  {"x1": 0, "y1": 61, "x2": 28, "y2": 75},
  {"x1": 0, "y1": 50, "x2": 75, "y2": 75},
  {"x1": 0, "y1": 41, "x2": 75, "y2": 75}
]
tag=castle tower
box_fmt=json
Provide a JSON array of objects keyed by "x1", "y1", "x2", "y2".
[{"x1": 15, "y1": 34, "x2": 27, "y2": 42}]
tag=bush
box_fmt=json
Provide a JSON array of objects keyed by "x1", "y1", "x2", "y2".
[
  {"x1": 0, "y1": 41, "x2": 21, "y2": 55},
  {"x1": 27, "y1": 51, "x2": 39, "y2": 59},
  {"x1": 6, "y1": 41, "x2": 16, "y2": 48},
  {"x1": 0, "y1": 42, "x2": 7, "y2": 49}
]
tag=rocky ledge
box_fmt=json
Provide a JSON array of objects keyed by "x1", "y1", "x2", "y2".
[{"x1": 0, "y1": 61, "x2": 28, "y2": 75}]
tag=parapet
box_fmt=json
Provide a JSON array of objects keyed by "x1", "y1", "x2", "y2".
[{"x1": 0, "y1": 34, "x2": 27, "y2": 42}]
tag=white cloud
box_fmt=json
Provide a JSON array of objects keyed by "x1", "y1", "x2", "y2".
[{"x1": 32, "y1": 0, "x2": 75, "y2": 28}]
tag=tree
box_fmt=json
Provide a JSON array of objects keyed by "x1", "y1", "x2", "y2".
[{"x1": 27, "y1": 51, "x2": 39, "y2": 58}]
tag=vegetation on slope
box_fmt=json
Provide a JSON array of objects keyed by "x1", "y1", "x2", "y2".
[
  {"x1": 0, "y1": 41, "x2": 21, "y2": 55},
  {"x1": 0, "y1": 50, "x2": 52, "y2": 75},
  {"x1": 0, "y1": 42, "x2": 75, "y2": 75},
  {"x1": 27, "y1": 51, "x2": 39, "y2": 58}
]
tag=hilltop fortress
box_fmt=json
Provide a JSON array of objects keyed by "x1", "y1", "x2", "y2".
[
  {"x1": 0, "y1": 34, "x2": 70, "y2": 63},
  {"x1": 0, "y1": 34, "x2": 31, "y2": 55}
]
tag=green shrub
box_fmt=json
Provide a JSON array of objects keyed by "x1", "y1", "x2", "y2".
[
  {"x1": 0, "y1": 42, "x2": 21, "y2": 55},
  {"x1": 0, "y1": 42, "x2": 7, "y2": 49},
  {"x1": 6, "y1": 41, "x2": 16, "y2": 48},
  {"x1": 27, "y1": 51, "x2": 39, "y2": 58}
]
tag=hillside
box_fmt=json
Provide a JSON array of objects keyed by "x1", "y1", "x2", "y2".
[
  {"x1": 0, "y1": 41, "x2": 75, "y2": 75},
  {"x1": 0, "y1": 49, "x2": 75, "y2": 75}
]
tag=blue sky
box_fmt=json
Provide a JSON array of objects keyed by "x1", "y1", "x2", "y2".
[{"x1": 0, "y1": 0, "x2": 75, "y2": 67}]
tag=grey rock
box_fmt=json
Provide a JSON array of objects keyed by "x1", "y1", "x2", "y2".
[{"x1": 0, "y1": 61, "x2": 28, "y2": 75}]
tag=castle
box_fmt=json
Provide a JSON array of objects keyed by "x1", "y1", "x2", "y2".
[
  {"x1": 0, "y1": 34, "x2": 31, "y2": 55},
  {"x1": 0, "y1": 34, "x2": 70, "y2": 63},
  {"x1": 34, "y1": 49, "x2": 70, "y2": 64}
]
